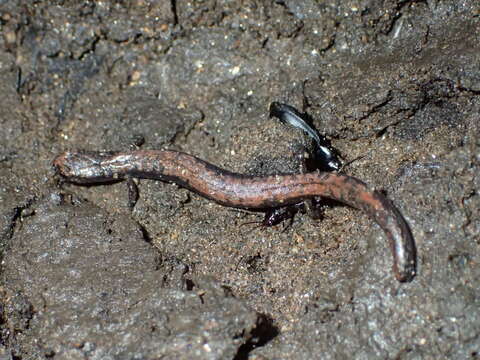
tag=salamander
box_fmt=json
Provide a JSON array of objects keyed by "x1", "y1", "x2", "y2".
[{"x1": 53, "y1": 150, "x2": 416, "y2": 282}]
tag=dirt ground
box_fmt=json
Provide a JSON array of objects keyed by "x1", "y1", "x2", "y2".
[{"x1": 0, "y1": 1, "x2": 479, "y2": 359}]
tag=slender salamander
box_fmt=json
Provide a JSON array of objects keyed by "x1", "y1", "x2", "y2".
[{"x1": 53, "y1": 150, "x2": 416, "y2": 282}]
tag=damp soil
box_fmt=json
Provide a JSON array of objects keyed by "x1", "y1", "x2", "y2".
[{"x1": 0, "y1": 1, "x2": 479, "y2": 359}]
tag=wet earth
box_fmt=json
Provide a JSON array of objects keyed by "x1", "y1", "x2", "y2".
[{"x1": 0, "y1": 1, "x2": 479, "y2": 359}]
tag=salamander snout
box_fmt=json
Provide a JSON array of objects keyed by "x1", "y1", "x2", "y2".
[
  {"x1": 53, "y1": 152, "x2": 74, "y2": 177},
  {"x1": 53, "y1": 151, "x2": 108, "y2": 184}
]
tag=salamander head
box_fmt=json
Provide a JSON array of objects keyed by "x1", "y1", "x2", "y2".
[{"x1": 53, "y1": 151, "x2": 113, "y2": 184}]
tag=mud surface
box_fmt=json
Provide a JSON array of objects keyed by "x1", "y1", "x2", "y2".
[{"x1": 1, "y1": 1, "x2": 479, "y2": 359}]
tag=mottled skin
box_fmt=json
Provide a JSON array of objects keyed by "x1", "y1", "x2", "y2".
[{"x1": 53, "y1": 150, "x2": 416, "y2": 282}]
